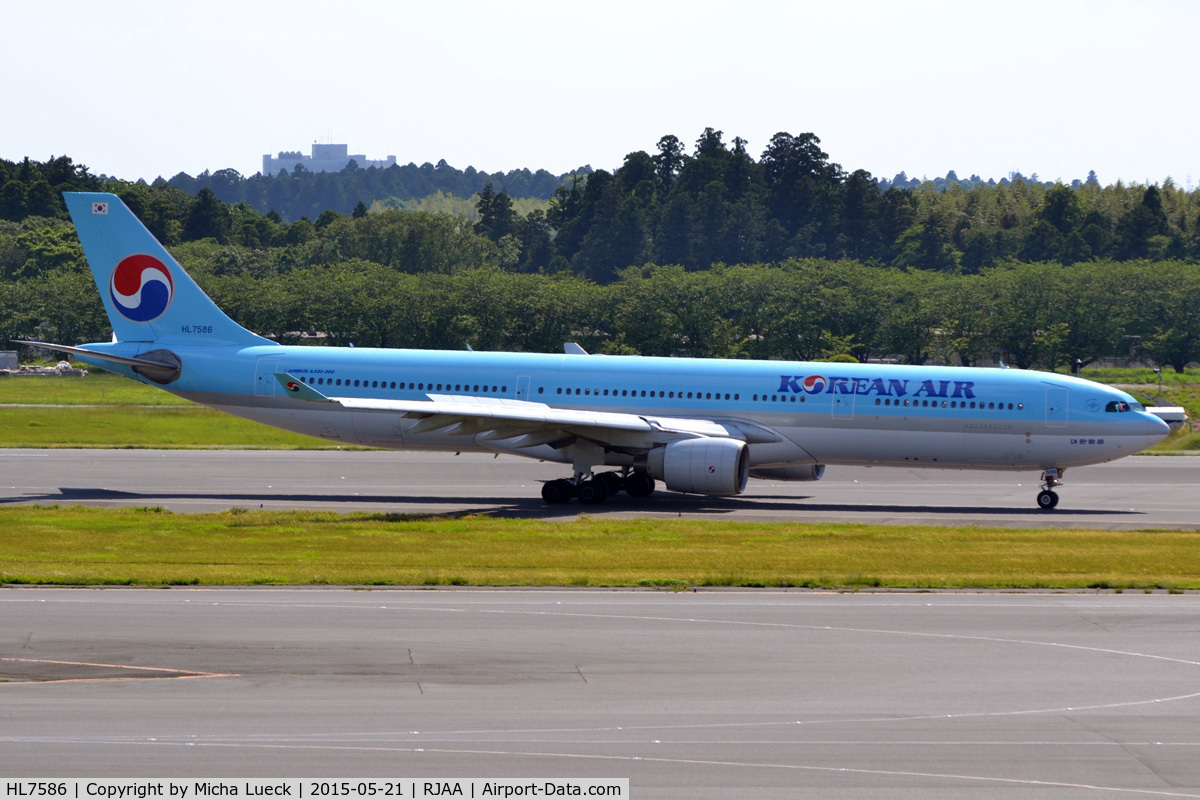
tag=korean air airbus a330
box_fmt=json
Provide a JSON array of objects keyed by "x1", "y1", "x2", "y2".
[{"x1": 22, "y1": 193, "x2": 1169, "y2": 510}]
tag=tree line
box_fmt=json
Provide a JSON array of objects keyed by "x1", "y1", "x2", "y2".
[
  {"x1": 5, "y1": 230, "x2": 1199, "y2": 373},
  {"x1": 168, "y1": 160, "x2": 576, "y2": 222},
  {"x1": 2, "y1": 145, "x2": 1199, "y2": 372},
  {"x1": 4, "y1": 134, "x2": 1199, "y2": 280},
  {"x1": 476, "y1": 129, "x2": 1199, "y2": 280}
]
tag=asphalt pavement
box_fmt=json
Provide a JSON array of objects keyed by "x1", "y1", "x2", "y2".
[{"x1": 1, "y1": 449, "x2": 1196, "y2": 528}]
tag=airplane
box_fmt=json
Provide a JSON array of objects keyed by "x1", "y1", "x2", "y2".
[{"x1": 18, "y1": 192, "x2": 1170, "y2": 510}]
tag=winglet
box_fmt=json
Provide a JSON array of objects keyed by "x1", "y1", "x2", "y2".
[{"x1": 274, "y1": 373, "x2": 334, "y2": 402}]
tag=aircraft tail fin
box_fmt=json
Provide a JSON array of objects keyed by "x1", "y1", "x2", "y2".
[{"x1": 64, "y1": 192, "x2": 271, "y2": 346}]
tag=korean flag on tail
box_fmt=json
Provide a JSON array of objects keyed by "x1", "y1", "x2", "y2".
[{"x1": 92, "y1": 201, "x2": 109, "y2": 215}]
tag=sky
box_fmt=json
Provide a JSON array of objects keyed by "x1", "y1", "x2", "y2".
[{"x1": 4, "y1": 0, "x2": 1197, "y2": 188}]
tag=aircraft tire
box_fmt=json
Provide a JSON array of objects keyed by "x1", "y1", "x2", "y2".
[
  {"x1": 542, "y1": 479, "x2": 574, "y2": 505},
  {"x1": 1037, "y1": 489, "x2": 1059, "y2": 510},
  {"x1": 598, "y1": 472, "x2": 625, "y2": 496},
  {"x1": 624, "y1": 472, "x2": 655, "y2": 498},
  {"x1": 577, "y1": 479, "x2": 609, "y2": 505}
]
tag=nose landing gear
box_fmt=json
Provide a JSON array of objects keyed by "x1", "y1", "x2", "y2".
[{"x1": 1036, "y1": 468, "x2": 1063, "y2": 509}]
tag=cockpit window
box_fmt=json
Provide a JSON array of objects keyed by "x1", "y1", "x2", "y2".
[{"x1": 1105, "y1": 400, "x2": 1133, "y2": 413}]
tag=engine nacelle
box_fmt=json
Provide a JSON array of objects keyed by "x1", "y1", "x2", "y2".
[
  {"x1": 647, "y1": 438, "x2": 749, "y2": 495},
  {"x1": 748, "y1": 464, "x2": 826, "y2": 482}
]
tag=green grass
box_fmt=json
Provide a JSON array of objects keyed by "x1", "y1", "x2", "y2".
[
  {"x1": 0, "y1": 406, "x2": 339, "y2": 448},
  {"x1": 0, "y1": 371, "x2": 192, "y2": 405},
  {"x1": 0, "y1": 372, "x2": 344, "y2": 448},
  {"x1": 1, "y1": 506, "x2": 1198, "y2": 589}
]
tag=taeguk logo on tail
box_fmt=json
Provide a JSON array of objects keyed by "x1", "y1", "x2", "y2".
[{"x1": 109, "y1": 254, "x2": 174, "y2": 322}]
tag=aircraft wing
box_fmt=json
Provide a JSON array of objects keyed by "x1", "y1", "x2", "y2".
[{"x1": 274, "y1": 372, "x2": 739, "y2": 449}]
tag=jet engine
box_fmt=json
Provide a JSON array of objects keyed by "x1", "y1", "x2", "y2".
[
  {"x1": 646, "y1": 438, "x2": 749, "y2": 495},
  {"x1": 748, "y1": 464, "x2": 826, "y2": 482}
]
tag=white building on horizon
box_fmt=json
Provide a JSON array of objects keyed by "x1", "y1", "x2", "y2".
[{"x1": 262, "y1": 143, "x2": 397, "y2": 176}]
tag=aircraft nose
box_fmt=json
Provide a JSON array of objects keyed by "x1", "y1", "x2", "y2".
[{"x1": 1145, "y1": 413, "x2": 1171, "y2": 443}]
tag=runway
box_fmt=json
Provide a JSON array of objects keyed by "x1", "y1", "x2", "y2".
[
  {"x1": 1, "y1": 449, "x2": 1197, "y2": 528},
  {"x1": 3, "y1": 588, "x2": 1200, "y2": 797}
]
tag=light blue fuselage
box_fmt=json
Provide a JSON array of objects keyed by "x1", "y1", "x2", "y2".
[{"x1": 78, "y1": 341, "x2": 1167, "y2": 472}]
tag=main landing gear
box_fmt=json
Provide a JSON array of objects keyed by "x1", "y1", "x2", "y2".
[
  {"x1": 1036, "y1": 468, "x2": 1063, "y2": 510},
  {"x1": 541, "y1": 469, "x2": 656, "y2": 505}
]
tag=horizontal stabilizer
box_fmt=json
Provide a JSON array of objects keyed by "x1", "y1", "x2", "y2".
[{"x1": 15, "y1": 340, "x2": 167, "y2": 370}]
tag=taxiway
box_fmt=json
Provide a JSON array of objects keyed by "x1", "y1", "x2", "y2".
[
  {"x1": 3, "y1": 588, "x2": 1200, "y2": 797},
  {"x1": 1, "y1": 449, "x2": 1197, "y2": 528}
]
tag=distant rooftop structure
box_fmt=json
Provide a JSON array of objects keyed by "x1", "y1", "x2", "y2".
[{"x1": 262, "y1": 143, "x2": 397, "y2": 176}]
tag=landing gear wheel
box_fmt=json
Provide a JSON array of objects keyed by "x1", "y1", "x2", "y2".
[
  {"x1": 577, "y1": 478, "x2": 610, "y2": 505},
  {"x1": 542, "y1": 479, "x2": 575, "y2": 505},
  {"x1": 1036, "y1": 490, "x2": 1059, "y2": 510},
  {"x1": 598, "y1": 471, "x2": 625, "y2": 496},
  {"x1": 624, "y1": 472, "x2": 656, "y2": 498}
]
